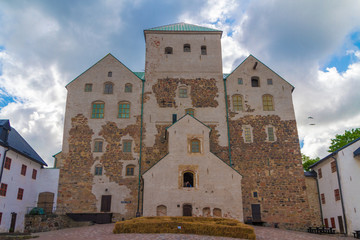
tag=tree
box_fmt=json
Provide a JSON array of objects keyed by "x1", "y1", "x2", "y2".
[
  {"x1": 302, "y1": 154, "x2": 319, "y2": 172},
  {"x1": 328, "y1": 128, "x2": 360, "y2": 153}
]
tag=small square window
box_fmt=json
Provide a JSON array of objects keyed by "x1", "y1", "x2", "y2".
[
  {"x1": 238, "y1": 78, "x2": 243, "y2": 85},
  {"x1": 32, "y1": 169, "x2": 37, "y2": 180},
  {"x1": 123, "y1": 140, "x2": 132, "y2": 153},
  {"x1": 94, "y1": 140, "x2": 103, "y2": 152},
  {"x1": 4, "y1": 157, "x2": 11, "y2": 170},
  {"x1": 251, "y1": 77, "x2": 260, "y2": 87},
  {"x1": 126, "y1": 165, "x2": 135, "y2": 176},
  {"x1": 0, "y1": 183, "x2": 7, "y2": 197},
  {"x1": 84, "y1": 84, "x2": 92, "y2": 92},
  {"x1": 125, "y1": 83, "x2": 132, "y2": 93},
  {"x1": 17, "y1": 188, "x2": 24, "y2": 200},
  {"x1": 267, "y1": 79, "x2": 273, "y2": 85},
  {"x1": 21, "y1": 164, "x2": 27, "y2": 176}
]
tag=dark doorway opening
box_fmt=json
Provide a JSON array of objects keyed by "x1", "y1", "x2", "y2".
[
  {"x1": 183, "y1": 204, "x2": 192, "y2": 216},
  {"x1": 338, "y1": 216, "x2": 344, "y2": 233},
  {"x1": 10, "y1": 212, "x2": 17, "y2": 232},
  {"x1": 251, "y1": 204, "x2": 261, "y2": 223},
  {"x1": 101, "y1": 195, "x2": 112, "y2": 212},
  {"x1": 183, "y1": 172, "x2": 194, "y2": 187}
]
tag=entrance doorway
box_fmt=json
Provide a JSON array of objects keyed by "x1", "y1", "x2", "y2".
[
  {"x1": 101, "y1": 195, "x2": 112, "y2": 212},
  {"x1": 183, "y1": 204, "x2": 192, "y2": 216},
  {"x1": 251, "y1": 204, "x2": 261, "y2": 222},
  {"x1": 10, "y1": 212, "x2": 17, "y2": 232},
  {"x1": 338, "y1": 216, "x2": 344, "y2": 233}
]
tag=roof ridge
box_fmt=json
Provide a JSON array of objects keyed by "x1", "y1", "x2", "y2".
[{"x1": 145, "y1": 22, "x2": 222, "y2": 32}]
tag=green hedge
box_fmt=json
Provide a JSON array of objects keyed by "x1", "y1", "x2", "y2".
[{"x1": 113, "y1": 216, "x2": 256, "y2": 239}]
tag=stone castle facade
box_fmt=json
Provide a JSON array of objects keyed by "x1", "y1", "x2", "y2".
[{"x1": 55, "y1": 23, "x2": 319, "y2": 230}]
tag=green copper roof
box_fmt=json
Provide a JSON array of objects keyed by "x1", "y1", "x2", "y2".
[
  {"x1": 145, "y1": 22, "x2": 221, "y2": 32},
  {"x1": 133, "y1": 72, "x2": 145, "y2": 80}
]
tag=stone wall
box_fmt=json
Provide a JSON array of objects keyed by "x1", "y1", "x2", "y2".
[{"x1": 304, "y1": 176, "x2": 322, "y2": 226}]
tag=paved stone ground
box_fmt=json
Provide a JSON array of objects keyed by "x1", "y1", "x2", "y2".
[{"x1": 32, "y1": 223, "x2": 355, "y2": 240}]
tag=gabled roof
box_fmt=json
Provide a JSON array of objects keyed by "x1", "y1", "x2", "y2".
[
  {"x1": 66, "y1": 53, "x2": 144, "y2": 88},
  {"x1": 166, "y1": 113, "x2": 211, "y2": 131},
  {"x1": 145, "y1": 22, "x2": 222, "y2": 33},
  {"x1": 224, "y1": 55, "x2": 295, "y2": 91},
  {"x1": 0, "y1": 120, "x2": 47, "y2": 166},
  {"x1": 310, "y1": 137, "x2": 360, "y2": 169}
]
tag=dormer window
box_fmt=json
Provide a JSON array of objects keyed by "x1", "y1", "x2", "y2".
[
  {"x1": 201, "y1": 46, "x2": 207, "y2": 55},
  {"x1": 165, "y1": 47, "x2": 173, "y2": 54},
  {"x1": 184, "y1": 44, "x2": 191, "y2": 52},
  {"x1": 251, "y1": 77, "x2": 260, "y2": 87}
]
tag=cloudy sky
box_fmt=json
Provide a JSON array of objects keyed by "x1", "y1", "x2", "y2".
[{"x1": 0, "y1": 0, "x2": 359, "y2": 166}]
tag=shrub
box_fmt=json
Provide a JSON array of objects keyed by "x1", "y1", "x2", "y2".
[{"x1": 113, "y1": 216, "x2": 256, "y2": 239}]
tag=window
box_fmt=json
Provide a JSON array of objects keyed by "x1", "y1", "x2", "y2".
[
  {"x1": 84, "y1": 83, "x2": 92, "y2": 92},
  {"x1": 318, "y1": 168, "x2": 322, "y2": 179},
  {"x1": 108, "y1": 71, "x2": 112, "y2": 77},
  {"x1": 0, "y1": 183, "x2": 7, "y2": 197},
  {"x1": 191, "y1": 139, "x2": 200, "y2": 153},
  {"x1": 21, "y1": 164, "x2": 27, "y2": 176},
  {"x1": 92, "y1": 101, "x2": 105, "y2": 119},
  {"x1": 267, "y1": 79, "x2": 273, "y2": 85},
  {"x1": 126, "y1": 165, "x2": 135, "y2": 176},
  {"x1": 94, "y1": 140, "x2": 103, "y2": 152},
  {"x1": 238, "y1": 78, "x2": 243, "y2": 85},
  {"x1": 118, "y1": 102, "x2": 130, "y2": 118},
  {"x1": 253, "y1": 192, "x2": 258, "y2": 198},
  {"x1": 334, "y1": 189, "x2": 340, "y2": 201},
  {"x1": 179, "y1": 88, "x2": 188, "y2": 98},
  {"x1": 331, "y1": 161, "x2": 337, "y2": 173},
  {"x1": 0, "y1": 212, "x2": 2, "y2": 225},
  {"x1": 321, "y1": 193, "x2": 325, "y2": 204},
  {"x1": 123, "y1": 140, "x2": 132, "y2": 153},
  {"x1": 104, "y1": 82, "x2": 113, "y2": 94},
  {"x1": 243, "y1": 126, "x2": 252, "y2": 143},
  {"x1": 4, "y1": 157, "x2": 11, "y2": 170},
  {"x1": 184, "y1": 44, "x2": 191, "y2": 52},
  {"x1": 267, "y1": 127, "x2": 275, "y2": 142},
  {"x1": 95, "y1": 165, "x2": 103, "y2": 176},
  {"x1": 251, "y1": 77, "x2": 260, "y2": 87},
  {"x1": 201, "y1": 45, "x2": 207, "y2": 55},
  {"x1": 165, "y1": 47, "x2": 173, "y2": 54},
  {"x1": 183, "y1": 171, "x2": 194, "y2": 187},
  {"x1": 185, "y1": 108, "x2": 194, "y2": 117},
  {"x1": 17, "y1": 188, "x2": 24, "y2": 200},
  {"x1": 330, "y1": 217, "x2": 336, "y2": 228},
  {"x1": 263, "y1": 94, "x2": 274, "y2": 111},
  {"x1": 324, "y1": 218, "x2": 329, "y2": 228},
  {"x1": 32, "y1": 169, "x2": 37, "y2": 180},
  {"x1": 232, "y1": 95, "x2": 243, "y2": 112},
  {"x1": 125, "y1": 83, "x2": 132, "y2": 93}
]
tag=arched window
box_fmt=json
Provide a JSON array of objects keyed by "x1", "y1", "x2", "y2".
[
  {"x1": 108, "y1": 71, "x2": 112, "y2": 77},
  {"x1": 201, "y1": 45, "x2": 207, "y2": 55},
  {"x1": 156, "y1": 205, "x2": 167, "y2": 216},
  {"x1": 190, "y1": 139, "x2": 200, "y2": 153},
  {"x1": 94, "y1": 139, "x2": 103, "y2": 152},
  {"x1": 183, "y1": 171, "x2": 194, "y2": 187},
  {"x1": 263, "y1": 94, "x2": 274, "y2": 111},
  {"x1": 126, "y1": 165, "x2": 135, "y2": 176},
  {"x1": 185, "y1": 108, "x2": 194, "y2": 117},
  {"x1": 125, "y1": 83, "x2": 132, "y2": 93},
  {"x1": 251, "y1": 76, "x2": 260, "y2": 87},
  {"x1": 179, "y1": 87, "x2": 188, "y2": 98},
  {"x1": 104, "y1": 82, "x2": 114, "y2": 94},
  {"x1": 232, "y1": 95, "x2": 243, "y2": 112},
  {"x1": 213, "y1": 208, "x2": 222, "y2": 217},
  {"x1": 91, "y1": 101, "x2": 105, "y2": 119},
  {"x1": 184, "y1": 44, "x2": 191, "y2": 52},
  {"x1": 118, "y1": 102, "x2": 130, "y2": 118},
  {"x1": 202, "y1": 207, "x2": 211, "y2": 217},
  {"x1": 95, "y1": 165, "x2": 103, "y2": 175},
  {"x1": 165, "y1": 47, "x2": 173, "y2": 54}
]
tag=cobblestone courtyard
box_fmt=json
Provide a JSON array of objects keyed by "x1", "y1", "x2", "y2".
[{"x1": 31, "y1": 223, "x2": 355, "y2": 240}]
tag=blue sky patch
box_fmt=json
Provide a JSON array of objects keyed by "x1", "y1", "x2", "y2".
[{"x1": 0, "y1": 89, "x2": 16, "y2": 109}]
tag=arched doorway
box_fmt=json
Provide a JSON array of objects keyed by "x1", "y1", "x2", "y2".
[
  {"x1": 183, "y1": 204, "x2": 192, "y2": 216},
  {"x1": 156, "y1": 205, "x2": 167, "y2": 216}
]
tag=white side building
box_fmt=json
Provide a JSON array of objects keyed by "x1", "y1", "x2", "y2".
[
  {"x1": 0, "y1": 120, "x2": 59, "y2": 233},
  {"x1": 310, "y1": 137, "x2": 360, "y2": 236}
]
